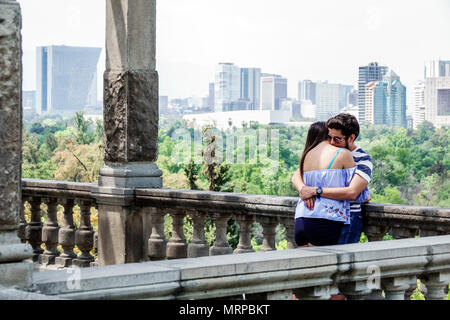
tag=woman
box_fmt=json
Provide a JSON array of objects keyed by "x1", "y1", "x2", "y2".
[{"x1": 294, "y1": 121, "x2": 366, "y2": 247}]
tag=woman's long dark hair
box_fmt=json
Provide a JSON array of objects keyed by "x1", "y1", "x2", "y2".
[{"x1": 299, "y1": 121, "x2": 328, "y2": 176}]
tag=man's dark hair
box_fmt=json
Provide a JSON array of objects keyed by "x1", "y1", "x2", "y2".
[{"x1": 326, "y1": 113, "x2": 360, "y2": 139}]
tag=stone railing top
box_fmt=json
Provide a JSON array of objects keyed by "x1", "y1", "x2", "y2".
[
  {"x1": 364, "y1": 202, "x2": 450, "y2": 218},
  {"x1": 21, "y1": 178, "x2": 97, "y2": 200},
  {"x1": 135, "y1": 188, "x2": 297, "y2": 217},
  {"x1": 30, "y1": 235, "x2": 450, "y2": 299}
]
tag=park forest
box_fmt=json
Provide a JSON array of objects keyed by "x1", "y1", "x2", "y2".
[{"x1": 23, "y1": 112, "x2": 449, "y2": 209}]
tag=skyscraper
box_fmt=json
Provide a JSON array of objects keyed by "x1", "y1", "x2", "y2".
[
  {"x1": 240, "y1": 68, "x2": 261, "y2": 110},
  {"x1": 424, "y1": 60, "x2": 450, "y2": 78},
  {"x1": 214, "y1": 62, "x2": 240, "y2": 112},
  {"x1": 208, "y1": 82, "x2": 215, "y2": 112},
  {"x1": 260, "y1": 74, "x2": 287, "y2": 110},
  {"x1": 339, "y1": 84, "x2": 354, "y2": 108},
  {"x1": 298, "y1": 80, "x2": 316, "y2": 104},
  {"x1": 36, "y1": 45, "x2": 101, "y2": 115},
  {"x1": 424, "y1": 77, "x2": 450, "y2": 128},
  {"x1": 315, "y1": 82, "x2": 340, "y2": 121},
  {"x1": 358, "y1": 62, "x2": 388, "y2": 122},
  {"x1": 363, "y1": 70, "x2": 407, "y2": 128},
  {"x1": 413, "y1": 80, "x2": 425, "y2": 129},
  {"x1": 384, "y1": 70, "x2": 407, "y2": 128}
]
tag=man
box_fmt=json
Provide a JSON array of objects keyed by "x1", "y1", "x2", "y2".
[{"x1": 291, "y1": 113, "x2": 373, "y2": 244}]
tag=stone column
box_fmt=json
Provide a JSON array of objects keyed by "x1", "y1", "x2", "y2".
[
  {"x1": 95, "y1": 0, "x2": 162, "y2": 265},
  {"x1": 0, "y1": 0, "x2": 33, "y2": 287}
]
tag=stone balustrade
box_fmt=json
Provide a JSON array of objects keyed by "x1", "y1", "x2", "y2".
[
  {"x1": 21, "y1": 179, "x2": 450, "y2": 269},
  {"x1": 21, "y1": 179, "x2": 98, "y2": 268},
  {"x1": 28, "y1": 235, "x2": 450, "y2": 300}
]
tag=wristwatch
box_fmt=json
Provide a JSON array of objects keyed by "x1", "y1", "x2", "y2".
[{"x1": 316, "y1": 187, "x2": 323, "y2": 197}]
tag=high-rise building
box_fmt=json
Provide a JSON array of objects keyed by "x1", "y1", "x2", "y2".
[
  {"x1": 424, "y1": 77, "x2": 450, "y2": 128},
  {"x1": 424, "y1": 60, "x2": 450, "y2": 78},
  {"x1": 280, "y1": 98, "x2": 301, "y2": 119},
  {"x1": 339, "y1": 85, "x2": 354, "y2": 108},
  {"x1": 23, "y1": 90, "x2": 36, "y2": 111},
  {"x1": 358, "y1": 62, "x2": 388, "y2": 122},
  {"x1": 260, "y1": 74, "x2": 287, "y2": 110},
  {"x1": 214, "y1": 62, "x2": 240, "y2": 112},
  {"x1": 413, "y1": 80, "x2": 425, "y2": 129},
  {"x1": 384, "y1": 71, "x2": 407, "y2": 128},
  {"x1": 363, "y1": 70, "x2": 407, "y2": 127},
  {"x1": 315, "y1": 81, "x2": 340, "y2": 121},
  {"x1": 208, "y1": 82, "x2": 215, "y2": 112},
  {"x1": 348, "y1": 89, "x2": 358, "y2": 106},
  {"x1": 159, "y1": 96, "x2": 169, "y2": 115},
  {"x1": 298, "y1": 80, "x2": 316, "y2": 104},
  {"x1": 36, "y1": 45, "x2": 101, "y2": 115},
  {"x1": 240, "y1": 68, "x2": 261, "y2": 110}
]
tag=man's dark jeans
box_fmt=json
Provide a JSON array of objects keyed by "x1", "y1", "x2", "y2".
[{"x1": 337, "y1": 211, "x2": 363, "y2": 244}]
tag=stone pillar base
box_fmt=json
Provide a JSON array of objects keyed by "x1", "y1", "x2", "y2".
[
  {"x1": 0, "y1": 262, "x2": 33, "y2": 288},
  {"x1": 93, "y1": 187, "x2": 145, "y2": 266},
  {"x1": 0, "y1": 230, "x2": 33, "y2": 288},
  {"x1": 98, "y1": 163, "x2": 162, "y2": 189}
]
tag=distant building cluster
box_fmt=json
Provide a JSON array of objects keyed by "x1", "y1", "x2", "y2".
[{"x1": 22, "y1": 46, "x2": 449, "y2": 129}]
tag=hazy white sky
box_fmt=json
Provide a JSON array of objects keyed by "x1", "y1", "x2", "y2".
[{"x1": 18, "y1": 0, "x2": 450, "y2": 106}]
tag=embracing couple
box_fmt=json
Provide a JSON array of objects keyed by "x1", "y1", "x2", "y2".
[{"x1": 292, "y1": 113, "x2": 373, "y2": 247}]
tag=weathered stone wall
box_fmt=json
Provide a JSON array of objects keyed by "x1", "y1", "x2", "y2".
[{"x1": 0, "y1": 0, "x2": 22, "y2": 230}]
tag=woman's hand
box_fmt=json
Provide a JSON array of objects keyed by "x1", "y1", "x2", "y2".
[{"x1": 304, "y1": 197, "x2": 316, "y2": 210}]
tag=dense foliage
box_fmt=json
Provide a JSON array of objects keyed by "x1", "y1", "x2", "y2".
[{"x1": 23, "y1": 114, "x2": 449, "y2": 208}]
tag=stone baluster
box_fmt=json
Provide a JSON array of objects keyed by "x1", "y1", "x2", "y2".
[
  {"x1": 338, "y1": 281, "x2": 374, "y2": 300},
  {"x1": 187, "y1": 210, "x2": 209, "y2": 258},
  {"x1": 210, "y1": 213, "x2": 233, "y2": 256},
  {"x1": 390, "y1": 227, "x2": 417, "y2": 239},
  {"x1": 234, "y1": 214, "x2": 255, "y2": 254},
  {"x1": 17, "y1": 200, "x2": 28, "y2": 243},
  {"x1": 279, "y1": 217, "x2": 295, "y2": 249},
  {"x1": 293, "y1": 285, "x2": 338, "y2": 300},
  {"x1": 148, "y1": 208, "x2": 167, "y2": 260},
  {"x1": 55, "y1": 199, "x2": 77, "y2": 267},
  {"x1": 257, "y1": 216, "x2": 278, "y2": 252},
  {"x1": 25, "y1": 197, "x2": 43, "y2": 262},
  {"x1": 419, "y1": 272, "x2": 450, "y2": 300},
  {"x1": 40, "y1": 198, "x2": 60, "y2": 265},
  {"x1": 166, "y1": 209, "x2": 188, "y2": 259},
  {"x1": 381, "y1": 276, "x2": 416, "y2": 300},
  {"x1": 363, "y1": 225, "x2": 387, "y2": 242},
  {"x1": 73, "y1": 200, "x2": 95, "y2": 267}
]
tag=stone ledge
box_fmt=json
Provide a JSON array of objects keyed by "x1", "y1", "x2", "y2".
[{"x1": 27, "y1": 235, "x2": 450, "y2": 299}]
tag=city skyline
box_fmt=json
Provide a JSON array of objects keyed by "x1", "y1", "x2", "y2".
[{"x1": 18, "y1": 0, "x2": 450, "y2": 109}]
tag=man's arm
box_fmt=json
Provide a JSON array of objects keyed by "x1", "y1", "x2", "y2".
[{"x1": 299, "y1": 174, "x2": 369, "y2": 201}]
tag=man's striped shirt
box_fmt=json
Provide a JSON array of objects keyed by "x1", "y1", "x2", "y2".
[{"x1": 350, "y1": 147, "x2": 373, "y2": 213}]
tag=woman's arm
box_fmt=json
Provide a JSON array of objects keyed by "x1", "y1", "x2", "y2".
[{"x1": 292, "y1": 168, "x2": 315, "y2": 210}]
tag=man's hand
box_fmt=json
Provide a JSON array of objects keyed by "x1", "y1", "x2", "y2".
[
  {"x1": 364, "y1": 194, "x2": 371, "y2": 203},
  {"x1": 299, "y1": 185, "x2": 317, "y2": 201}
]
